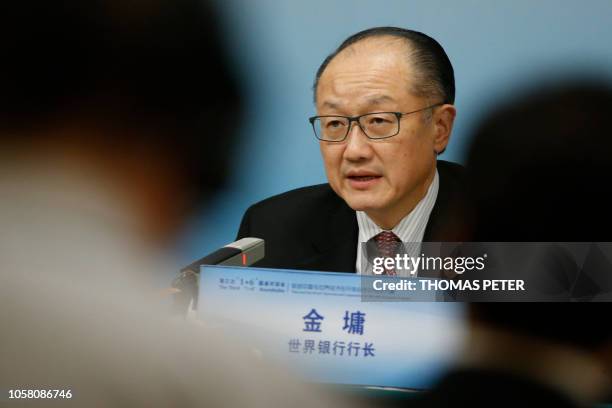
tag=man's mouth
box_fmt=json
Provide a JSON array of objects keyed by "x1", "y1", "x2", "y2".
[
  {"x1": 348, "y1": 175, "x2": 379, "y2": 181},
  {"x1": 345, "y1": 173, "x2": 382, "y2": 189}
]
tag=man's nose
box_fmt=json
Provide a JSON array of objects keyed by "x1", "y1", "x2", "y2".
[{"x1": 343, "y1": 121, "x2": 374, "y2": 162}]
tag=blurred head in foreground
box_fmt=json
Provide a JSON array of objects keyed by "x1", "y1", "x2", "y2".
[
  {"x1": 459, "y1": 80, "x2": 612, "y2": 406},
  {"x1": 465, "y1": 80, "x2": 612, "y2": 242},
  {"x1": 0, "y1": 0, "x2": 242, "y2": 246},
  {"x1": 0, "y1": 1, "x2": 347, "y2": 407}
]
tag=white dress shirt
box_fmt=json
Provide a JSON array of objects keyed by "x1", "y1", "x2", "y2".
[{"x1": 355, "y1": 170, "x2": 439, "y2": 276}]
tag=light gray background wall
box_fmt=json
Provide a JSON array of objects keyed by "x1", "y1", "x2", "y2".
[{"x1": 176, "y1": 0, "x2": 612, "y2": 263}]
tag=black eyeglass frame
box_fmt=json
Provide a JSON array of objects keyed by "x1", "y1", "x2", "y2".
[{"x1": 308, "y1": 102, "x2": 444, "y2": 142}]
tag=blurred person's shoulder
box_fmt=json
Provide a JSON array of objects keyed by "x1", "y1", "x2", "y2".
[{"x1": 408, "y1": 369, "x2": 580, "y2": 408}]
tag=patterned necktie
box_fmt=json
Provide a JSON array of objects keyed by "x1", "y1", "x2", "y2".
[{"x1": 372, "y1": 231, "x2": 401, "y2": 276}]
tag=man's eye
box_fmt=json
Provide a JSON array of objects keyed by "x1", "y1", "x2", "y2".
[
  {"x1": 368, "y1": 116, "x2": 390, "y2": 125},
  {"x1": 326, "y1": 120, "x2": 344, "y2": 128}
]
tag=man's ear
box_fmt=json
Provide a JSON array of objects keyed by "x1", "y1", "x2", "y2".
[{"x1": 433, "y1": 104, "x2": 456, "y2": 155}]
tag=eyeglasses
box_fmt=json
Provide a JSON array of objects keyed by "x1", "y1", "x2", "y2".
[{"x1": 308, "y1": 103, "x2": 443, "y2": 142}]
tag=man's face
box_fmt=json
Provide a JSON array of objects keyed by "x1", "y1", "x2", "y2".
[{"x1": 316, "y1": 37, "x2": 452, "y2": 228}]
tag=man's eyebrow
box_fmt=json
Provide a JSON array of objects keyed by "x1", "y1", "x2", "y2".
[
  {"x1": 321, "y1": 95, "x2": 395, "y2": 110},
  {"x1": 321, "y1": 100, "x2": 341, "y2": 110},
  {"x1": 366, "y1": 95, "x2": 395, "y2": 105}
]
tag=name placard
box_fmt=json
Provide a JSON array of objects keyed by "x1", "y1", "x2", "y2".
[{"x1": 198, "y1": 266, "x2": 465, "y2": 389}]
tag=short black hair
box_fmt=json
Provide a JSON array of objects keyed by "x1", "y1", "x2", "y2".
[{"x1": 313, "y1": 27, "x2": 455, "y2": 104}]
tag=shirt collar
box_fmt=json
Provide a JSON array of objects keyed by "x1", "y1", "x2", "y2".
[{"x1": 356, "y1": 169, "x2": 439, "y2": 243}]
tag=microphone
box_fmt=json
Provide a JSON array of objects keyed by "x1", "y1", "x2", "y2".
[
  {"x1": 171, "y1": 237, "x2": 265, "y2": 314},
  {"x1": 180, "y1": 237, "x2": 265, "y2": 273}
]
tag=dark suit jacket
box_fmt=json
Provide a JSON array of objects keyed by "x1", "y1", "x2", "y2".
[{"x1": 236, "y1": 160, "x2": 469, "y2": 273}]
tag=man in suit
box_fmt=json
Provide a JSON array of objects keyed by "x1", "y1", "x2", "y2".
[{"x1": 237, "y1": 27, "x2": 467, "y2": 274}]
